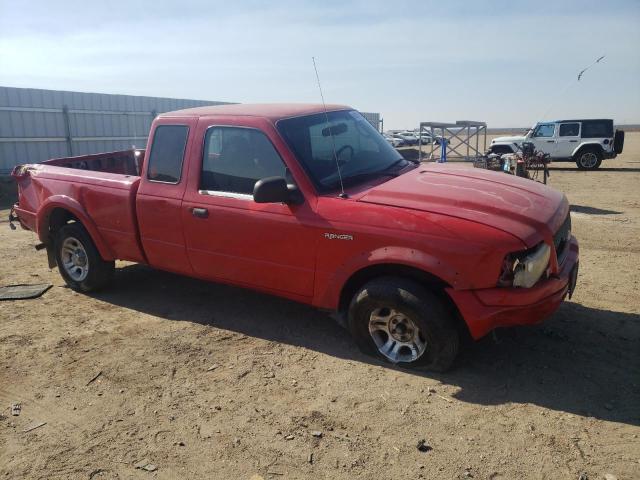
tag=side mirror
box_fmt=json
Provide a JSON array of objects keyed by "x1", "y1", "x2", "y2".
[{"x1": 253, "y1": 176, "x2": 303, "y2": 205}]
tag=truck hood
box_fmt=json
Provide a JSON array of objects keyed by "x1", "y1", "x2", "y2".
[
  {"x1": 492, "y1": 135, "x2": 526, "y2": 144},
  {"x1": 358, "y1": 164, "x2": 568, "y2": 247}
]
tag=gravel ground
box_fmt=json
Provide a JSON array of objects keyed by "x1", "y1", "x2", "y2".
[{"x1": 1, "y1": 134, "x2": 639, "y2": 480}]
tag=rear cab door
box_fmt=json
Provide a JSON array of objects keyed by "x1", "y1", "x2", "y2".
[
  {"x1": 556, "y1": 122, "x2": 581, "y2": 158},
  {"x1": 136, "y1": 116, "x2": 198, "y2": 275},
  {"x1": 180, "y1": 115, "x2": 319, "y2": 301}
]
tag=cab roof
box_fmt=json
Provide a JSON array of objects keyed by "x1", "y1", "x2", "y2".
[
  {"x1": 549, "y1": 119, "x2": 613, "y2": 123},
  {"x1": 158, "y1": 103, "x2": 351, "y2": 121}
]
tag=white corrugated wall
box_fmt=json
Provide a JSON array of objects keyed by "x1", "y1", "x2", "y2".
[{"x1": 0, "y1": 86, "x2": 230, "y2": 173}]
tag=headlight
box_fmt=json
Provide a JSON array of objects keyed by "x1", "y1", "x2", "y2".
[{"x1": 498, "y1": 243, "x2": 551, "y2": 288}]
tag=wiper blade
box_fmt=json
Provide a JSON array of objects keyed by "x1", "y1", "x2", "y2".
[
  {"x1": 343, "y1": 159, "x2": 416, "y2": 185},
  {"x1": 383, "y1": 158, "x2": 407, "y2": 171},
  {"x1": 341, "y1": 171, "x2": 398, "y2": 187},
  {"x1": 384, "y1": 157, "x2": 418, "y2": 172},
  {"x1": 326, "y1": 158, "x2": 415, "y2": 190}
]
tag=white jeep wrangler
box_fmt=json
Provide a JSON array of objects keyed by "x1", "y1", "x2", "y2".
[{"x1": 490, "y1": 119, "x2": 624, "y2": 170}]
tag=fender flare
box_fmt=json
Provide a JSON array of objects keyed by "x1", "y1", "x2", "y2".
[
  {"x1": 36, "y1": 195, "x2": 115, "y2": 261},
  {"x1": 488, "y1": 142, "x2": 518, "y2": 154},
  {"x1": 572, "y1": 142, "x2": 603, "y2": 159},
  {"x1": 314, "y1": 245, "x2": 463, "y2": 310}
]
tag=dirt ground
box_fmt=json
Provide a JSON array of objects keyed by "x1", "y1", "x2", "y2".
[{"x1": 1, "y1": 134, "x2": 639, "y2": 480}]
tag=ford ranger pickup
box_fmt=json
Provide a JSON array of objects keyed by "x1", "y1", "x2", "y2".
[{"x1": 10, "y1": 104, "x2": 579, "y2": 371}]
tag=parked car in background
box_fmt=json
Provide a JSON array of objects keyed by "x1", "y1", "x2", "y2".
[
  {"x1": 417, "y1": 131, "x2": 445, "y2": 145},
  {"x1": 490, "y1": 119, "x2": 624, "y2": 170},
  {"x1": 384, "y1": 134, "x2": 405, "y2": 147},
  {"x1": 393, "y1": 132, "x2": 419, "y2": 146},
  {"x1": 10, "y1": 103, "x2": 579, "y2": 372}
]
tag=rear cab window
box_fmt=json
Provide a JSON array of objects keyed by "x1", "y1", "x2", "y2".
[{"x1": 147, "y1": 125, "x2": 189, "y2": 183}]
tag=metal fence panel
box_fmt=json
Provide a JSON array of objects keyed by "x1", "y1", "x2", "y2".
[
  {"x1": 0, "y1": 86, "x2": 228, "y2": 173},
  {"x1": 361, "y1": 112, "x2": 381, "y2": 131}
]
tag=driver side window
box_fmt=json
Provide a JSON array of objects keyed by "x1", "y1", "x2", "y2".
[
  {"x1": 200, "y1": 127, "x2": 287, "y2": 195},
  {"x1": 533, "y1": 124, "x2": 555, "y2": 138}
]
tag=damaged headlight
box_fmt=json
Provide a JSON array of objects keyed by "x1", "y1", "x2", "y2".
[{"x1": 498, "y1": 243, "x2": 551, "y2": 288}]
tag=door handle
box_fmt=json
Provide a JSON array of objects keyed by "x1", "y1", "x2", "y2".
[
  {"x1": 569, "y1": 140, "x2": 578, "y2": 143},
  {"x1": 546, "y1": 140, "x2": 555, "y2": 143},
  {"x1": 191, "y1": 207, "x2": 208, "y2": 218}
]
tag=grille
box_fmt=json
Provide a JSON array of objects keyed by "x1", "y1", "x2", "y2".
[{"x1": 553, "y1": 214, "x2": 571, "y2": 262}]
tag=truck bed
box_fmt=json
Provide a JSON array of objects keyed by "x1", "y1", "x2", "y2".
[
  {"x1": 42, "y1": 149, "x2": 144, "y2": 175},
  {"x1": 12, "y1": 149, "x2": 147, "y2": 264}
]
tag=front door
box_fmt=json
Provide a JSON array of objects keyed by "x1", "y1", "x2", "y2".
[
  {"x1": 181, "y1": 120, "x2": 318, "y2": 300},
  {"x1": 530, "y1": 123, "x2": 558, "y2": 157},
  {"x1": 556, "y1": 122, "x2": 581, "y2": 159}
]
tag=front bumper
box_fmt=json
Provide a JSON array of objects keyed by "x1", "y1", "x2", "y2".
[{"x1": 447, "y1": 236, "x2": 579, "y2": 340}]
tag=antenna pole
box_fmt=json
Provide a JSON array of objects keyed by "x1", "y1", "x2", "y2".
[
  {"x1": 539, "y1": 54, "x2": 606, "y2": 121},
  {"x1": 312, "y1": 56, "x2": 347, "y2": 198}
]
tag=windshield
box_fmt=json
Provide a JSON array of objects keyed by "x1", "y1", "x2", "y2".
[
  {"x1": 532, "y1": 123, "x2": 555, "y2": 137},
  {"x1": 277, "y1": 110, "x2": 407, "y2": 193}
]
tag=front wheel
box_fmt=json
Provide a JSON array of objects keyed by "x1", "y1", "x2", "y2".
[
  {"x1": 348, "y1": 277, "x2": 459, "y2": 371},
  {"x1": 575, "y1": 148, "x2": 602, "y2": 170},
  {"x1": 54, "y1": 223, "x2": 114, "y2": 292}
]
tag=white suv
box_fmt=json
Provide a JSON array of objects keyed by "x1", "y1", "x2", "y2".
[{"x1": 490, "y1": 119, "x2": 624, "y2": 170}]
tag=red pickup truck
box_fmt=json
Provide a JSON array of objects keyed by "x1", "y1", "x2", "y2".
[{"x1": 10, "y1": 104, "x2": 579, "y2": 371}]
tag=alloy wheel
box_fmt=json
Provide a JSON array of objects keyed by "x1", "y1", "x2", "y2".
[{"x1": 368, "y1": 307, "x2": 427, "y2": 363}]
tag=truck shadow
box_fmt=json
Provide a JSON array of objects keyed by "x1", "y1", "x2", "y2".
[
  {"x1": 549, "y1": 166, "x2": 640, "y2": 172},
  {"x1": 93, "y1": 264, "x2": 640, "y2": 427},
  {"x1": 570, "y1": 204, "x2": 623, "y2": 215}
]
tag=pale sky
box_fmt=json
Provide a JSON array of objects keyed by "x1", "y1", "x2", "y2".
[{"x1": 1, "y1": 0, "x2": 639, "y2": 129}]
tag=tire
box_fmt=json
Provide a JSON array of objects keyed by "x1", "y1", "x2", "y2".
[
  {"x1": 575, "y1": 147, "x2": 602, "y2": 170},
  {"x1": 614, "y1": 129, "x2": 625, "y2": 154},
  {"x1": 348, "y1": 277, "x2": 459, "y2": 371},
  {"x1": 54, "y1": 223, "x2": 114, "y2": 292}
]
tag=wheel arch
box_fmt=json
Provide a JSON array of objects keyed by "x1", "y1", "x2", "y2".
[
  {"x1": 337, "y1": 263, "x2": 471, "y2": 341},
  {"x1": 48, "y1": 207, "x2": 78, "y2": 232},
  {"x1": 338, "y1": 263, "x2": 447, "y2": 312},
  {"x1": 489, "y1": 143, "x2": 516, "y2": 154},
  {"x1": 37, "y1": 197, "x2": 115, "y2": 261},
  {"x1": 572, "y1": 142, "x2": 604, "y2": 159}
]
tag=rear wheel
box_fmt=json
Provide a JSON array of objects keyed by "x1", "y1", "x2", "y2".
[
  {"x1": 54, "y1": 223, "x2": 114, "y2": 292},
  {"x1": 575, "y1": 147, "x2": 602, "y2": 170},
  {"x1": 348, "y1": 277, "x2": 459, "y2": 371}
]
